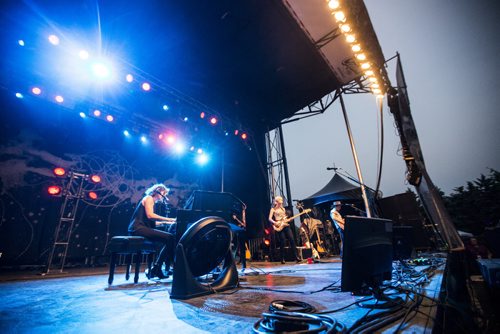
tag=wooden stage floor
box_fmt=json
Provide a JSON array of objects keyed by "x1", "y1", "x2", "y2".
[{"x1": 0, "y1": 256, "x2": 445, "y2": 333}]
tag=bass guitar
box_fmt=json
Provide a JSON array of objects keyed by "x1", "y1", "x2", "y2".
[{"x1": 273, "y1": 209, "x2": 311, "y2": 232}]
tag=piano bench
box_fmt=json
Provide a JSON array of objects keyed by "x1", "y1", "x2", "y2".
[{"x1": 107, "y1": 236, "x2": 156, "y2": 285}]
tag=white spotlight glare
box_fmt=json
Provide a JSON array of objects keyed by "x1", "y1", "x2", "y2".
[
  {"x1": 162, "y1": 104, "x2": 169, "y2": 111},
  {"x1": 15, "y1": 92, "x2": 23, "y2": 99},
  {"x1": 48, "y1": 34, "x2": 60, "y2": 45},
  {"x1": 174, "y1": 142, "x2": 186, "y2": 154},
  {"x1": 78, "y1": 50, "x2": 89, "y2": 60},
  {"x1": 79, "y1": 112, "x2": 86, "y2": 118},
  {"x1": 123, "y1": 130, "x2": 130, "y2": 137},
  {"x1": 18, "y1": 40, "x2": 25, "y2": 46},
  {"x1": 91, "y1": 62, "x2": 110, "y2": 79},
  {"x1": 125, "y1": 74, "x2": 133, "y2": 82},
  {"x1": 196, "y1": 153, "x2": 209, "y2": 165},
  {"x1": 140, "y1": 135, "x2": 148, "y2": 144},
  {"x1": 328, "y1": 1, "x2": 340, "y2": 10},
  {"x1": 55, "y1": 95, "x2": 64, "y2": 103}
]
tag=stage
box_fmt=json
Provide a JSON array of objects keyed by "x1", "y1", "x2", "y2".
[{"x1": 0, "y1": 256, "x2": 445, "y2": 333}]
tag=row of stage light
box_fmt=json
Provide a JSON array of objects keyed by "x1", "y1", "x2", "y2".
[
  {"x1": 14, "y1": 33, "x2": 250, "y2": 162},
  {"x1": 326, "y1": 0, "x2": 386, "y2": 96}
]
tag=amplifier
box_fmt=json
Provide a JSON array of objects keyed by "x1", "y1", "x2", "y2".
[{"x1": 477, "y1": 259, "x2": 500, "y2": 288}]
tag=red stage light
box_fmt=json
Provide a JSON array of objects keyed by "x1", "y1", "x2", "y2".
[
  {"x1": 241, "y1": 133, "x2": 247, "y2": 140},
  {"x1": 53, "y1": 167, "x2": 66, "y2": 176},
  {"x1": 88, "y1": 191, "x2": 98, "y2": 200},
  {"x1": 264, "y1": 228, "x2": 271, "y2": 235},
  {"x1": 158, "y1": 133, "x2": 164, "y2": 140},
  {"x1": 264, "y1": 239, "x2": 271, "y2": 247},
  {"x1": 210, "y1": 117, "x2": 217, "y2": 125},
  {"x1": 90, "y1": 175, "x2": 101, "y2": 183},
  {"x1": 200, "y1": 112, "x2": 205, "y2": 119},
  {"x1": 48, "y1": 185, "x2": 62, "y2": 195},
  {"x1": 234, "y1": 129, "x2": 239, "y2": 136}
]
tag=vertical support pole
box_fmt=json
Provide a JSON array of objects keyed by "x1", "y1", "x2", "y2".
[{"x1": 339, "y1": 92, "x2": 372, "y2": 217}]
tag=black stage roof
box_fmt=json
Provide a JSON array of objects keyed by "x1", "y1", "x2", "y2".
[{"x1": 1, "y1": 0, "x2": 385, "y2": 132}]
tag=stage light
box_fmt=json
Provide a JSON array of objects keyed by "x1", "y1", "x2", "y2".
[
  {"x1": 174, "y1": 142, "x2": 186, "y2": 154},
  {"x1": 224, "y1": 131, "x2": 229, "y2": 136},
  {"x1": 234, "y1": 129, "x2": 239, "y2": 136},
  {"x1": 371, "y1": 83, "x2": 380, "y2": 88},
  {"x1": 55, "y1": 95, "x2": 64, "y2": 103},
  {"x1": 90, "y1": 175, "x2": 101, "y2": 183},
  {"x1": 334, "y1": 11, "x2": 346, "y2": 22},
  {"x1": 32, "y1": 87, "x2": 41, "y2": 95},
  {"x1": 166, "y1": 134, "x2": 175, "y2": 144},
  {"x1": 209, "y1": 117, "x2": 217, "y2": 125},
  {"x1": 196, "y1": 153, "x2": 209, "y2": 165},
  {"x1": 356, "y1": 53, "x2": 366, "y2": 61},
  {"x1": 345, "y1": 34, "x2": 356, "y2": 43},
  {"x1": 78, "y1": 50, "x2": 89, "y2": 60},
  {"x1": 328, "y1": 0, "x2": 340, "y2": 10},
  {"x1": 91, "y1": 62, "x2": 110, "y2": 79},
  {"x1": 53, "y1": 167, "x2": 66, "y2": 176},
  {"x1": 48, "y1": 34, "x2": 60, "y2": 45},
  {"x1": 158, "y1": 133, "x2": 164, "y2": 140},
  {"x1": 162, "y1": 104, "x2": 169, "y2": 111},
  {"x1": 365, "y1": 70, "x2": 374, "y2": 76},
  {"x1": 183, "y1": 117, "x2": 189, "y2": 122},
  {"x1": 372, "y1": 88, "x2": 381, "y2": 95},
  {"x1": 361, "y1": 62, "x2": 371, "y2": 69},
  {"x1": 190, "y1": 146, "x2": 195, "y2": 151},
  {"x1": 369, "y1": 77, "x2": 378, "y2": 82},
  {"x1": 340, "y1": 24, "x2": 351, "y2": 33},
  {"x1": 15, "y1": 92, "x2": 23, "y2": 99},
  {"x1": 125, "y1": 74, "x2": 133, "y2": 82},
  {"x1": 123, "y1": 130, "x2": 130, "y2": 137},
  {"x1": 264, "y1": 238, "x2": 271, "y2": 247},
  {"x1": 18, "y1": 40, "x2": 25, "y2": 46},
  {"x1": 79, "y1": 112, "x2": 86, "y2": 118},
  {"x1": 200, "y1": 112, "x2": 205, "y2": 119},
  {"x1": 140, "y1": 135, "x2": 148, "y2": 144},
  {"x1": 93, "y1": 109, "x2": 101, "y2": 117},
  {"x1": 352, "y1": 44, "x2": 362, "y2": 52},
  {"x1": 141, "y1": 82, "x2": 151, "y2": 91},
  {"x1": 88, "y1": 191, "x2": 98, "y2": 200},
  {"x1": 196, "y1": 148, "x2": 203, "y2": 154},
  {"x1": 48, "y1": 185, "x2": 62, "y2": 196},
  {"x1": 241, "y1": 133, "x2": 247, "y2": 140},
  {"x1": 105, "y1": 115, "x2": 114, "y2": 122}
]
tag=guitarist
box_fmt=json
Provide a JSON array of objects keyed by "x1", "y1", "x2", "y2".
[
  {"x1": 329, "y1": 201, "x2": 345, "y2": 257},
  {"x1": 268, "y1": 196, "x2": 301, "y2": 264}
]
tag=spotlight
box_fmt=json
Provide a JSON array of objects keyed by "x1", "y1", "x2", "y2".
[
  {"x1": 162, "y1": 104, "x2": 169, "y2": 111},
  {"x1": 328, "y1": 0, "x2": 340, "y2": 10},
  {"x1": 264, "y1": 238, "x2": 271, "y2": 247},
  {"x1": 196, "y1": 153, "x2": 209, "y2": 165},
  {"x1": 196, "y1": 148, "x2": 203, "y2": 154},
  {"x1": 140, "y1": 135, "x2": 148, "y2": 144},
  {"x1": 158, "y1": 133, "x2": 164, "y2": 140},
  {"x1": 361, "y1": 62, "x2": 371, "y2": 69},
  {"x1": 48, "y1": 34, "x2": 60, "y2": 45},
  {"x1": 123, "y1": 130, "x2": 130, "y2": 137},
  {"x1": 48, "y1": 185, "x2": 62, "y2": 196},
  {"x1": 55, "y1": 95, "x2": 64, "y2": 103},
  {"x1": 53, "y1": 167, "x2": 66, "y2": 176},
  {"x1": 209, "y1": 117, "x2": 217, "y2": 125},
  {"x1": 88, "y1": 191, "x2": 98, "y2": 200},
  {"x1": 166, "y1": 134, "x2": 175, "y2": 144},
  {"x1": 200, "y1": 112, "x2": 205, "y2": 119},
  {"x1": 174, "y1": 142, "x2": 186, "y2": 154},
  {"x1": 125, "y1": 74, "x2": 133, "y2": 82},
  {"x1": 241, "y1": 133, "x2": 247, "y2": 140},
  {"x1": 105, "y1": 115, "x2": 114, "y2": 122},
  {"x1": 365, "y1": 70, "x2": 374, "y2": 76},
  {"x1": 141, "y1": 82, "x2": 151, "y2": 91},
  {"x1": 183, "y1": 117, "x2": 189, "y2": 122},
  {"x1": 352, "y1": 44, "x2": 362, "y2": 52},
  {"x1": 234, "y1": 129, "x2": 239, "y2": 136},
  {"x1": 15, "y1": 92, "x2": 23, "y2": 99},
  {"x1": 78, "y1": 50, "x2": 89, "y2": 60},
  {"x1": 91, "y1": 62, "x2": 110, "y2": 79},
  {"x1": 356, "y1": 53, "x2": 367, "y2": 61},
  {"x1": 90, "y1": 175, "x2": 101, "y2": 183},
  {"x1": 190, "y1": 146, "x2": 195, "y2": 151},
  {"x1": 18, "y1": 40, "x2": 25, "y2": 46},
  {"x1": 31, "y1": 87, "x2": 41, "y2": 95},
  {"x1": 93, "y1": 109, "x2": 101, "y2": 117},
  {"x1": 345, "y1": 34, "x2": 356, "y2": 43},
  {"x1": 334, "y1": 11, "x2": 346, "y2": 22},
  {"x1": 79, "y1": 112, "x2": 86, "y2": 118}
]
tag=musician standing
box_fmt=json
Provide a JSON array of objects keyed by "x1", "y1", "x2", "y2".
[
  {"x1": 128, "y1": 184, "x2": 176, "y2": 279},
  {"x1": 268, "y1": 196, "x2": 301, "y2": 264},
  {"x1": 330, "y1": 201, "x2": 345, "y2": 257}
]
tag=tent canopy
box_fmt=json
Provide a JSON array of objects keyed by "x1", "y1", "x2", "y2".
[{"x1": 301, "y1": 173, "x2": 368, "y2": 206}]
